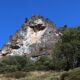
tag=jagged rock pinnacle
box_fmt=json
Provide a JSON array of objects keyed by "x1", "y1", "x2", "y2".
[{"x1": 0, "y1": 16, "x2": 60, "y2": 59}]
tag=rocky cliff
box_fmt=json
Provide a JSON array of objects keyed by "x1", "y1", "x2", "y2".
[{"x1": 0, "y1": 16, "x2": 60, "y2": 58}]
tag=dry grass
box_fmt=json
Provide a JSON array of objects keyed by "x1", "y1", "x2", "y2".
[{"x1": 0, "y1": 71, "x2": 62, "y2": 80}]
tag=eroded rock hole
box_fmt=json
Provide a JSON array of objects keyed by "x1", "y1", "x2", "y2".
[
  {"x1": 30, "y1": 24, "x2": 46, "y2": 32},
  {"x1": 10, "y1": 45, "x2": 20, "y2": 49}
]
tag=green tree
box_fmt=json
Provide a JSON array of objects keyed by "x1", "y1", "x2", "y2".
[{"x1": 52, "y1": 27, "x2": 80, "y2": 70}]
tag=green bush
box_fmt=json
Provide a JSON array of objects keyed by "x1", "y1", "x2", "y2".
[
  {"x1": 34, "y1": 56, "x2": 53, "y2": 70},
  {"x1": 0, "y1": 65, "x2": 18, "y2": 73},
  {"x1": 0, "y1": 55, "x2": 54, "y2": 73},
  {"x1": 0, "y1": 56, "x2": 34, "y2": 73}
]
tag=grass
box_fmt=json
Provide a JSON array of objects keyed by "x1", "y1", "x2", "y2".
[
  {"x1": 0, "y1": 71, "x2": 62, "y2": 80},
  {"x1": 60, "y1": 67, "x2": 80, "y2": 80},
  {"x1": 0, "y1": 68, "x2": 80, "y2": 80}
]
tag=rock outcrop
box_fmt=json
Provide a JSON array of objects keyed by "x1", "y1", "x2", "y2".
[{"x1": 0, "y1": 16, "x2": 60, "y2": 58}]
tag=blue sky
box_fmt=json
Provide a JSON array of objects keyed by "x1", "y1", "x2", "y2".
[{"x1": 0, "y1": 0, "x2": 80, "y2": 48}]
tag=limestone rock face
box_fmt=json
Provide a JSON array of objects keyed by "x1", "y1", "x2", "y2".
[{"x1": 0, "y1": 16, "x2": 60, "y2": 57}]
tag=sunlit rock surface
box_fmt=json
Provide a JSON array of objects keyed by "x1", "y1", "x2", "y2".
[{"x1": 0, "y1": 16, "x2": 60, "y2": 57}]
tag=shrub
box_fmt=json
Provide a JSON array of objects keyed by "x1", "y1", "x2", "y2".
[
  {"x1": 0, "y1": 55, "x2": 55, "y2": 72},
  {"x1": 0, "y1": 56, "x2": 34, "y2": 73},
  {"x1": 34, "y1": 56, "x2": 53, "y2": 70},
  {"x1": 0, "y1": 65, "x2": 18, "y2": 73}
]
